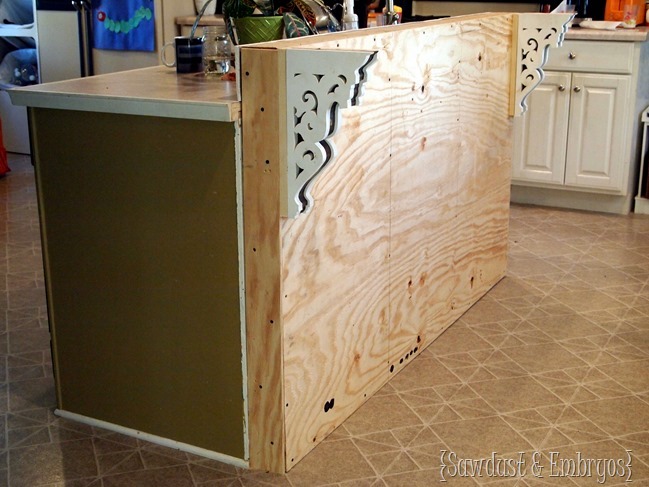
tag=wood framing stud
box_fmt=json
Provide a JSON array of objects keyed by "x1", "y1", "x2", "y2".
[
  {"x1": 513, "y1": 12, "x2": 574, "y2": 116},
  {"x1": 284, "y1": 49, "x2": 378, "y2": 218}
]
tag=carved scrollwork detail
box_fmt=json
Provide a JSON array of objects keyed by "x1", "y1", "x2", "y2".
[
  {"x1": 285, "y1": 49, "x2": 377, "y2": 218},
  {"x1": 514, "y1": 13, "x2": 574, "y2": 116}
]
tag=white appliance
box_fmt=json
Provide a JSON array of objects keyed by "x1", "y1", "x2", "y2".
[
  {"x1": 36, "y1": 0, "x2": 167, "y2": 82},
  {"x1": 0, "y1": 0, "x2": 195, "y2": 153}
]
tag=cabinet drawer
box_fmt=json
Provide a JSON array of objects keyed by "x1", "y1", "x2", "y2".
[{"x1": 544, "y1": 40, "x2": 634, "y2": 74}]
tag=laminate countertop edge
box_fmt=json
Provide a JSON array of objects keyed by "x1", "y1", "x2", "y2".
[
  {"x1": 8, "y1": 65, "x2": 241, "y2": 122},
  {"x1": 565, "y1": 25, "x2": 649, "y2": 41}
]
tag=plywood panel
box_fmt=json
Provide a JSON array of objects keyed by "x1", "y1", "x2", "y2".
[
  {"x1": 274, "y1": 15, "x2": 514, "y2": 468},
  {"x1": 241, "y1": 48, "x2": 286, "y2": 473}
]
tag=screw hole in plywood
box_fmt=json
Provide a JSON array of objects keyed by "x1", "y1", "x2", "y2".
[{"x1": 323, "y1": 398, "x2": 335, "y2": 412}]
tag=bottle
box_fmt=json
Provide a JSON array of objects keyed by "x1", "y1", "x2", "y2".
[{"x1": 201, "y1": 25, "x2": 230, "y2": 76}]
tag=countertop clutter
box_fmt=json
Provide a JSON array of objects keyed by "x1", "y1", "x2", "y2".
[{"x1": 565, "y1": 24, "x2": 649, "y2": 41}]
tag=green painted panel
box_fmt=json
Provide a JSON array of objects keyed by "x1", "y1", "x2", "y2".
[{"x1": 31, "y1": 108, "x2": 244, "y2": 459}]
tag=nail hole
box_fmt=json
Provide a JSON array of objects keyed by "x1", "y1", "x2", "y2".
[{"x1": 260, "y1": 107, "x2": 265, "y2": 112}]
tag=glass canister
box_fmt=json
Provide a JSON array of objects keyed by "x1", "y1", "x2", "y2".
[{"x1": 201, "y1": 25, "x2": 231, "y2": 76}]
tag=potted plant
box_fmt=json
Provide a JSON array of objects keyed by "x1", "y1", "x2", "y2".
[{"x1": 223, "y1": 0, "x2": 340, "y2": 44}]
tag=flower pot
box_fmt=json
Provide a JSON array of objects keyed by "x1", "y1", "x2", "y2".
[
  {"x1": 233, "y1": 16, "x2": 284, "y2": 44},
  {"x1": 195, "y1": 0, "x2": 217, "y2": 15}
]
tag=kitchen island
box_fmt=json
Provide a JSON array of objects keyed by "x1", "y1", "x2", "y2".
[{"x1": 10, "y1": 12, "x2": 570, "y2": 473}]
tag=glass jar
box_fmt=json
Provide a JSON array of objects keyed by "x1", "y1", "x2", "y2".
[{"x1": 201, "y1": 25, "x2": 230, "y2": 76}]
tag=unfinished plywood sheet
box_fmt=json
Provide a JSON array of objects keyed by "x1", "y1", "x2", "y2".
[{"x1": 276, "y1": 15, "x2": 514, "y2": 468}]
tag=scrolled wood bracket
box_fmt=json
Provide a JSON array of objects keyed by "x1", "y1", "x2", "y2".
[
  {"x1": 283, "y1": 49, "x2": 378, "y2": 219},
  {"x1": 512, "y1": 12, "x2": 574, "y2": 117}
]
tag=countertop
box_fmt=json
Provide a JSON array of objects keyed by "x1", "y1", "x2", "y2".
[
  {"x1": 9, "y1": 65, "x2": 241, "y2": 122},
  {"x1": 565, "y1": 24, "x2": 649, "y2": 41}
]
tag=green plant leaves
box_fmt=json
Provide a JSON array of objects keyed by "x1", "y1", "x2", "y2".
[{"x1": 283, "y1": 12, "x2": 311, "y2": 37}]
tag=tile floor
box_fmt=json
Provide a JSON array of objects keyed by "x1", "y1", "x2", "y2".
[{"x1": 1, "y1": 153, "x2": 649, "y2": 486}]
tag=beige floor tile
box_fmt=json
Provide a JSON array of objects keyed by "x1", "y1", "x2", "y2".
[
  {"x1": 389, "y1": 356, "x2": 462, "y2": 391},
  {"x1": 343, "y1": 395, "x2": 422, "y2": 436},
  {"x1": 384, "y1": 468, "x2": 478, "y2": 486},
  {"x1": 458, "y1": 301, "x2": 522, "y2": 326},
  {"x1": 553, "y1": 290, "x2": 627, "y2": 313},
  {"x1": 426, "y1": 327, "x2": 494, "y2": 354},
  {"x1": 286, "y1": 439, "x2": 375, "y2": 486},
  {"x1": 527, "y1": 315, "x2": 607, "y2": 340},
  {"x1": 433, "y1": 416, "x2": 533, "y2": 457},
  {"x1": 469, "y1": 376, "x2": 563, "y2": 413},
  {"x1": 8, "y1": 438, "x2": 98, "y2": 487},
  {"x1": 102, "y1": 465, "x2": 195, "y2": 487},
  {"x1": 573, "y1": 396, "x2": 649, "y2": 437},
  {"x1": 502, "y1": 343, "x2": 588, "y2": 373}
]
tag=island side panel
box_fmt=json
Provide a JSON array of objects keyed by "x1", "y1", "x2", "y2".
[
  {"x1": 240, "y1": 48, "x2": 286, "y2": 473},
  {"x1": 280, "y1": 38, "x2": 393, "y2": 467},
  {"x1": 278, "y1": 14, "x2": 513, "y2": 467},
  {"x1": 389, "y1": 15, "x2": 513, "y2": 370},
  {"x1": 30, "y1": 109, "x2": 245, "y2": 458}
]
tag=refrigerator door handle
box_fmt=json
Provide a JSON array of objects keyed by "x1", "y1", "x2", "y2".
[{"x1": 75, "y1": 0, "x2": 94, "y2": 77}]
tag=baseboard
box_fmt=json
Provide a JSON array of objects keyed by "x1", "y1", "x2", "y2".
[{"x1": 55, "y1": 409, "x2": 249, "y2": 469}]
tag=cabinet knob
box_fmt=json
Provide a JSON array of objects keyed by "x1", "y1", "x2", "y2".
[
  {"x1": 558, "y1": 85, "x2": 566, "y2": 92},
  {"x1": 573, "y1": 86, "x2": 581, "y2": 93},
  {"x1": 569, "y1": 52, "x2": 577, "y2": 60}
]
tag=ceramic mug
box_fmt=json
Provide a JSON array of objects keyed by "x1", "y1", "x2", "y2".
[{"x1": 161, "y1": 36, "x2": 203, "y2": 74}]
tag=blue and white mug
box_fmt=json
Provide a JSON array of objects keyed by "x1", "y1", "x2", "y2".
[{"x1": 161, "y1": 36, "x2": 203, "y2": 74}]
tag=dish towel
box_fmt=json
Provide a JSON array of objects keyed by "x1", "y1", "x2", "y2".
[{"x1": 93, "y1": 0, "x2": 155, "y2": 52}]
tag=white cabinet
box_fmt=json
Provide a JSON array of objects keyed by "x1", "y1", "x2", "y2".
[
  {"x1": 512, "y1": 38, "x2": 647, "y2": 214},
  {"x1": 565, "y1": 73, "x2": 630, "y2": 190},
  {"x1": 0, "y1": 0, "x2": 38, "y2": 154}
]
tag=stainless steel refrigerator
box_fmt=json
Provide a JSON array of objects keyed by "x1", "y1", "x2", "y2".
[{"x1": 35, "y1": 0, "x2": 177, "y2": 83}]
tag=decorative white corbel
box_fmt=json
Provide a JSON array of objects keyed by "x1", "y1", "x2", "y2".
[
  {"x1": 283, "y1": 49, "x2": 377, "y2": 219},
  {"x1": 512, "y1": 12, "x2": 574, "y2": 116}
]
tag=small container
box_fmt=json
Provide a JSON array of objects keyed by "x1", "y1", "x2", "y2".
[{"x1": 201, "y1": 25, "x2": 230, "y2": 76}]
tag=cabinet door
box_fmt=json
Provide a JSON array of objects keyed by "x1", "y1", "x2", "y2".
[
  {"x1": 565, "y1": 73, "x2": 631, "y2": 192},
  {"x1": 512, "y1": 72, "x2": 571, "y2": 184}
]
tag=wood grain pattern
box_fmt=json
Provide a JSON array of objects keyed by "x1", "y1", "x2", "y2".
[
  {"x1": 275, "y1": 15, "x2": 514, "y2": 468},
  {"x1": 241, "y1": 14, "x2": 516, "y2": 471},
  {"x1": 241, "y1": 48, "x2": 285, "y2": 473}
]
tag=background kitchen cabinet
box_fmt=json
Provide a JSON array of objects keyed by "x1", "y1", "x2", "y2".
[{"x1": 511, "y1": 38, "x2": 649, "y2": 214}]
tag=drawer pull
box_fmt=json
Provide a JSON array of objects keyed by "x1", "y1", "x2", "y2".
[
  {"x1": 569, "y1": 52, "x2": 577, "y2": 60},
  {"x1": 573, "y1": 86, "x2": 581, "y2": 93},
  {"x1": 558, "y1": 85, "x2": 566, "y2": 92}
]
